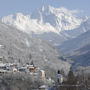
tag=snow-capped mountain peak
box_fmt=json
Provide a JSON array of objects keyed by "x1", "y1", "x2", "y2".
[
  {"x1": 2, "y1": 6, "x2": 83, "y2": 35},
  {"x1": 2, "y1": 13, "x2": 59, "y2": 34}
]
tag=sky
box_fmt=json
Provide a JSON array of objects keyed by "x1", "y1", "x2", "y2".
[{"x1": 0, "y1": 0, "x2": 90, "y2": 17}]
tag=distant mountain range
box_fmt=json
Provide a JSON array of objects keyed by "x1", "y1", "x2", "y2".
[
  {"x1": 57, "y1": 30, "x2": 90, "y2": 71},
  {"x1": 1, "y1": 6, "x2": 90, "y2": 71},
  {"x1": 2, "y1": 6, "x2": 87, "y2": 45}
]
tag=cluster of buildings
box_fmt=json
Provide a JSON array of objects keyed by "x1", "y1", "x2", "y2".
[
  {"x1": 0, "y1": 56, "x2": 65, "y2": 90},
  {"x1": 0, "y1": 56, "x2": 46, "y2": 79}
]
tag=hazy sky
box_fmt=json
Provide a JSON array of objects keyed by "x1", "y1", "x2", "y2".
[{"x1": 0, "y1": 0, "x2": 90, "y2": 17}]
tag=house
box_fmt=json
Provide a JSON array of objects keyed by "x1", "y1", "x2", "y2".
[
  {"x1": 0, "y1": 69, "x2": 8, "y2": 74},
  {"x1": 56, "y1": 70, "x2": 64, "y2": 84},
  {"x1": 6, "y1": 63, "x2": 17, "y2": 71},
  {"x1": 0, "y1": 63, "x2": 7, "y2": 70},
  {"x1": 13, "y1": 67, "x2": 18, "y2": 72},
  {"x1": 27, "y1": 65, "x2": 36, "y2": 72},
  {"x1": 0, "y1": 56, "x2": 6, "y2": 63},
  {"x1": 0, "y1": 63, "x2": 8, "y2": 74},
  {"x1": 40, "y1": 70, "x2": 46, "y2": 78},
  {"x1": 18, "y1": 67, "x2": 27, "y2": 72}
]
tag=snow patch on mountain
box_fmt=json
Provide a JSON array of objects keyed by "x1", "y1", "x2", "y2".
[
  {"x1": 25, "y1": 39, "x2": 30, "y2": 47},
  {"x1": 2, "y1": 13, "x2": 58, "y2": 34}
]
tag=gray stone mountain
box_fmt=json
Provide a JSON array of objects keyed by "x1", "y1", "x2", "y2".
[{"x1": 0, "y1": 22, "x2": 70, "y2": 78}]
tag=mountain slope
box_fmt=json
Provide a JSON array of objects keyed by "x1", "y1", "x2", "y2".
[
  {"x1": 0, "y1": 22, "x2": 70, "y2": 77},
  {"x1": 69, "y1": 44, "x2": 90, "y2": 66},
  {"x1": 57, "y1": 30, "x2": 90, "y2": 54},
  {"x1": 57, "y1": 30, "x2": 90, "y2": 69}
]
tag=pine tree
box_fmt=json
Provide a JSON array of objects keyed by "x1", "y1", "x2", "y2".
[
  {"x1": 29, "y1": 54, "x2": 32, "y2": 60},
  {"x1": 30, "y1": 60, "x2": 34, "y2": 66},
  {"x1": 61, "y1": 69, "x2": 65, "y2": 76},
  {"x1": 67, "y1": 67, "x2": 75, "y2": 84}
]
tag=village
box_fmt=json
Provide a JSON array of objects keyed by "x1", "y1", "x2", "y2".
[
  {"x1": 0, "y1": 56, "x2": 56, "y2": 89},
  {"x1": 0, "y1": 56, "x2": 49, "y2": 79},
  {"x1": 0, "y1": 56, "x2": 90, "y2": 90}
]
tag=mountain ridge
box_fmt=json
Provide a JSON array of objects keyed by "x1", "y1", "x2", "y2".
[{"x1": 1, "y1": 6, "x2": 86, "y2": 45}]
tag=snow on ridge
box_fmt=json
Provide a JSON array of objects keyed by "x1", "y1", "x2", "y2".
[
  {"x1": 25, "y1": 39, "x2": 31, "y2": 47},
  {"x1": 1, "y1": 6, "x2": 84, "y2": 35},
  {"x1": 2, "y1": 13, "x2": 59, "y2": 34},
  {"x1": 31, "y1": 6, "x2": 83, "y2": 31}
]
